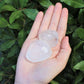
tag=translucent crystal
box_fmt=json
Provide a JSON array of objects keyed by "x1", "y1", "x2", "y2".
[
  {"x1": 26, "y1": 40, "x2": 52, "y2": 62},
  {"x1": 39, "y1": 30, "x2": 58, "y2": 48}
]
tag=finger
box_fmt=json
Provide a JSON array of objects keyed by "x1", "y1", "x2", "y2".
[
  {"x1": 28, "y1": 11, "x2": 44, "y2": 39},
  {"x1": 49, "y1": 3, "x2": 62, "y2": 30},
  {"x1": 56, "y1": 36, "x2": 71, "y2": 69},
  {"x1": 44, "y1": 36, "x2": 71, "y2": 82},
  {"x1": 39, "y1": 5, "x2": 54, "y2": 33},
  {"x1": 57, "y1": 8, "x2": 68, "y2": 41}
]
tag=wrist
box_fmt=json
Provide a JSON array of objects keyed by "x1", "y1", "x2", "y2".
[
  {"x1": 14, "y1": 79, "x2": 46, "y2": 84},
  {"x1": 14, "y1": 73, "x2": 47, "y2": 84}
]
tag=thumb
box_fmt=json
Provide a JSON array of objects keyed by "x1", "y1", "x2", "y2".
[{"x1": 56, "y1": 36, "x2": 72, "y2": 69}]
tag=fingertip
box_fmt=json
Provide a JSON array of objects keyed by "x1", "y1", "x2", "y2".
[
  {"x1": 55, "y1": 2, "x2": 62, "y2": 8},
  {"x1": 48, "y1": 5, "x2": 54, "y2": 11},
  {"x1": 63, "y1": 8, "x2": 68, "y2": 12},
  {"x1": 65, "y1": 36, "x2": 69, "y2": 46},
  {"x1": 37, "y1": 11, "x2": 44, "y2": 19},
  {"x1": 65, "y1": 36, "x2": 69, "y2": 42},
  {"x1": 48, "y1": 5, "x2": 54, "y2": 12},
  {"x1": 62, "y1": 8, "x2": 68, "y2": 16},
  {"x1": 39, "y1": 11, "x2": 44, "y2": 15},
  {"x1": 49, "y1": 5, "x2": 54, "y2": 8}
]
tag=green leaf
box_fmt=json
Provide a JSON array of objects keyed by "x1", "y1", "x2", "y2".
[
  {"x1": 68, "y1": 14, "x2": 76, "y2": 25},
  {"x1": 60, "y1": 0, "x2": 84, "y2": 8},
  {"x1": 19, "y1": 0, "x2": 29, "y2": 8},
  {"x1": 13, "y1": 0, "x2": 19, "y2": 8},
  {"x1": 8, "y1": 23, "x2": 21, "y2": 29},
  {"x1": 4, "y1": 0, "x2": 13, "y2": 4},
  {"x1": 0, "y1": 40, "x2": 16, "y2": 51},
  {"x1": 6, "y1": 29, "x2": 15, "y2": 37},
  {"x1": 71, "y1": 52, "x2": 82, "y2": 68},
  {"x1": 0, "y1": 29, "x2": 15, "y2": 40},
  {"x1": 73, "y1": 61, "x2": 84, "y2": 71},
  {"x1": 18, "y1": 29, "x2": 25, "y2": 47},
  {"x1": 0, "y1": 52, "x2": 3, "y2": 57},
  {"x1": 71, "y1": 41, "x2": 84, "y2": 68},
  {"x1": 0, "y1": 57, "x2": 4, "y2": 65},
  {"x1": 0, "y1": 33, "x2": 11, "y2": 40},
  {"x1": 38, "y1": 0, "x2": 53, "y2": 8},
  {"x1": 9, "y1": 10, "x2": 23, "y2": 24},
  {"x1": 0, "y1": 0, "x2": 5, "y2": 8},
  {"x1": 73, "y1": 41, "x2": 84, "y2": 52},
  {"x1": 5, "y1": 0, "x2": 19, "y2": 8},
  {"x1": 74, "y1": 72, "x2": 84, "y2": 84},
  {"x1": 0, "y1": 72, "x2": 4, "y2": 81},
  {"x1": 7, "y1": 45, "x2": 18, "y2": 58},
  {"x1": 23, "y1": 9, "x2": 38, "y2": 20},
  {"x1": 78, "y1": 9, "x2": 84, "y2": 25},
  {"x1": 67, "y1": 26, "x2": 77, "y2": 34},
  {"x1": 0, "y1": 17, "x2": 9, "y2": 28},
  {"x1": 11, "y1": 65, "x2": 16, "y2": 70},
  {"x1": 55, "y1": 76, "x2": 67, "y2": 83},
  {"x1": 72, "y1": 28, "x2": 84, "y2": 40},
  {"x1": 51, "y1": 80, "x2": 59, "y2": 84},
  {"x1": 0, "y1": 5, "x2": 16, "y2": 12}
]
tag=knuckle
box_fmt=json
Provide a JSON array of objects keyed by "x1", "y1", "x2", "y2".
[{"x1": 39, "y1": 11, "x2": 43, "y2": 14}]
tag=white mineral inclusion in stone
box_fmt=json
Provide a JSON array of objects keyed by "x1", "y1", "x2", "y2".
[
  {"x1": 39, "y1": 30, "x2": 58, "y2": 48},
  {"x1": 26, "y1": 40, "x2": 52, "y2": 62}
]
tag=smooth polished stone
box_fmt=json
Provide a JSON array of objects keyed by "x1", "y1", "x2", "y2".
[
  {"x1": 39, "y1": 30, "x2": 58, "y2": 48},
  {"x1": 26, "y1": 40, "x2": 52, "y2": 62}
]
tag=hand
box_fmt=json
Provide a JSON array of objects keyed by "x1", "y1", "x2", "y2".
[{"x1": 14, "y1": 3, "x2": 71, "y2": 84}]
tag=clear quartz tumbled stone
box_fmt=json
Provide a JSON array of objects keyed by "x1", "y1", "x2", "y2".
[
  {"x1": 39, "y1": 30, "x2": 58, "y2": 48},
  {"x1": 26, "y1": 40, "x2": 52, "y2": 62}
]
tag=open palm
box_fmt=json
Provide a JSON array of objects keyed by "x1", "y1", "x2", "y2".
[{"x1": 15, "y1": 3, "x2": 71, "y2": 84}]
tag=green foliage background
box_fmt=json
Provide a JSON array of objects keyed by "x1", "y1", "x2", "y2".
[{"x1": 0, "y1": 0, "x2": 84, "y2": 84}]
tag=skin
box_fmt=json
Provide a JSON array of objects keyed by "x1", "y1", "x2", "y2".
[{"x1": 14, "y1": 2, "x2": 71, "y2": 84}]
